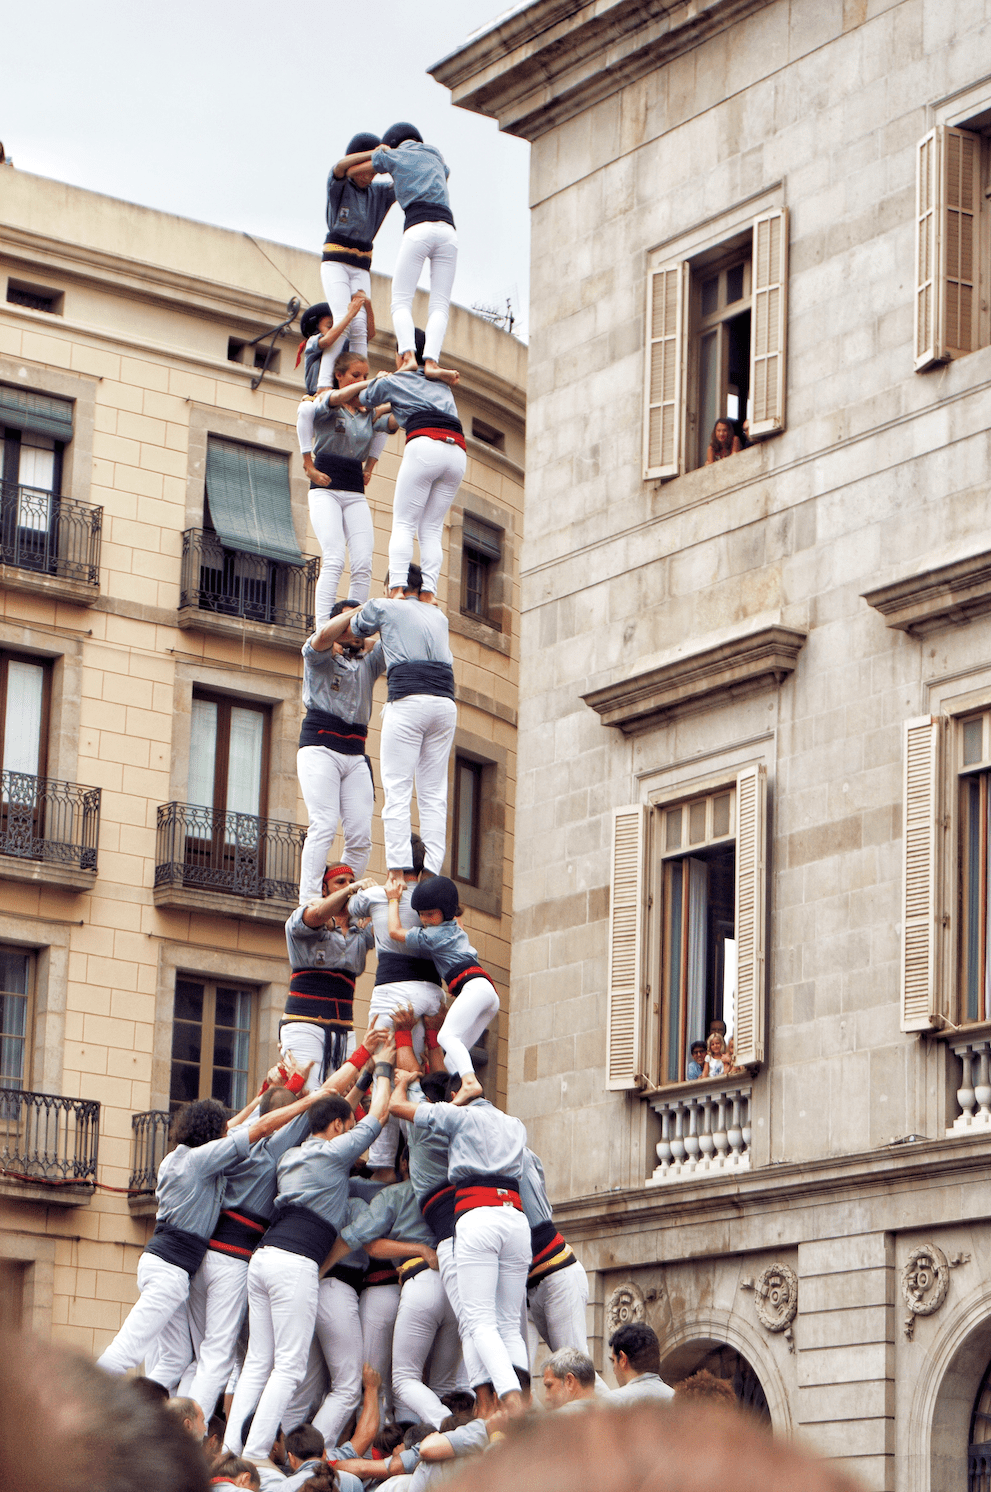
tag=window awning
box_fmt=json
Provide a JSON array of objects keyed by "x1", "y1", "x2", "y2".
[
  {"x1": 205, "y1": 438, "x2": 303, "y2": 566},
  {"x1": 463, "y1": 512, "x2": 501, "y2": 560},
  {"x1": 0, "y1": 384, "x2": 73, "y2": 442}
]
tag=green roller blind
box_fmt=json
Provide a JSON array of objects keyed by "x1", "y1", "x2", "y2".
[
  {"x1": 0, "y1": 384, "x2": 73, "y2": 442},
  {"x1": 205, "y1": 437, "x2": 302, "y2": 565}
]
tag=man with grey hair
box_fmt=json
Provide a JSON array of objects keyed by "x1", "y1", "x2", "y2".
[
  {"x1": 541, "y1": 1349, "x2": 596, "y2": 1411},
  {"x1": 165, "y1": 1395, "x2": 207, "y2": 1442}
]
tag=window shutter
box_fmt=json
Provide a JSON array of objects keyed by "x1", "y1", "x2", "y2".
[
  {"x1": 915, "y1": 130, "x2": 939, "y2": 368},
  {"x1": 901, "y1": 717, "x2": 941, "y2": 1032},
  {"x1": 733, "y1": 765, "x2": 767, "y2": 1067},
  {"x1": 748, "y1": 210, "x2": 788, "y2": 438},
  {"x1": 642, "y1": 261, "x2": 685, "y2": 480},
  {"x1": 942, "y1": 127, "x2": 978, "y2": 359},
  {"x1": 606, "y1": 804, "x2": 648, "y2": 1091}
]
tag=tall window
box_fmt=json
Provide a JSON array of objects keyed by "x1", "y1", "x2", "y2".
[
  {"x1": 461, "y1": 515, "x2": 501, "y2": 623},
  {"x1": 958, "y1": 711, "x2": 991, "y2": 1021},
  {"x1": 452, "y1": 757, "x2": 483, "y2": 886},
  {"x1": 0, "y1": 653, "x2": 49, "y2": 781},
  {"x1": 2, "y1": 429, "x2": 63, "y2": 564},
  {"x1": 170, "y1": 977, "x2": 254, "y2": 1113},
  {"x1": 0, "y1": 948, "x2": 31, "y2": 1090},
  {"x1": 188, "y1": 692, "x2": 268, "y2": 819},
  {"x1": 659, "y1": 789, "x2": 737, "y2": 1084},
  {"x1": 695, "y1": 252, "x2": 752, "y2": 467}
]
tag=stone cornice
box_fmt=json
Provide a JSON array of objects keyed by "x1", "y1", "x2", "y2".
[
  {"x1": 582, "y1": 622, "x2": 805, "y2": 733},
  {"x1": 862, "y1": 547, "x2": 991, "y2": 636},
  {"x1": 430, "y1": 0, "x2": 774, "y2": 141}
]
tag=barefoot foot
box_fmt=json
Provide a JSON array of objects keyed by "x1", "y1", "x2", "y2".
[{"x1": 452, "y1": 1073, "x2": 483, "y2": 1106}]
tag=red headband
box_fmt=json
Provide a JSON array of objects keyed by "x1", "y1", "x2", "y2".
[{"x1": 323, "y1": 863, "x2": 355, "y2": 885}]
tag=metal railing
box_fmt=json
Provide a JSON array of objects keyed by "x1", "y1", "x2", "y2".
[
  {"x1": 154, "y1": 801, "x2": 305, "y2": 902},
  {"x1": 0, "y1": 1088, "x2": 100, "y2": 1184},
  {"x1": 0, "y1": 482, "x2": 101, "y2": 585},
  {"x1": 0, "y1": 771, "x2": 101, "y2": 870},
  {"x1": 648, "y1": 1076, "x2": 753, "y2": 1184},
  {"x1": 129, "y1": 1109, "x2": 171, "y2": 1192},
  {"x1": 180, "y1": 529, "x2": 318, "y2": 633}
]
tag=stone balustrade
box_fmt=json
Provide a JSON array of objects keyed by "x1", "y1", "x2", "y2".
[
  {"x1": 646, "y1": 1078, "x2": 752, "y2": 1185},
  {"x1": 948, "y1": 1037, "x2": 991, "y2": 1134}
]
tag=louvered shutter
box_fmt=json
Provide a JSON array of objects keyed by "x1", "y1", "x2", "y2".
[
  {"x1": 642, "y1": 261, "x2": 685, "y2": 480},
  {"x1": 901, "y1": 717, "x2": 941, "y2": 1032},
  {"x1": 606, "y1": 804, "x2": 648, "y2": 1090},
  {"x1": 733, "y1": 765, "x2": 767, "y2": 1067},
  {"x1": 915, "y1": 130, "x2": 939, "y2": 368},
  {"x1": 942, "y1": 127, "x2": 978, "y2": 358},
  {"x1": 748, "y1": 210, "x2": 788, "y2": 438}
]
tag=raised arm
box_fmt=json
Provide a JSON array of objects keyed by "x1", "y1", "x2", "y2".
[
  {"x1": 386, "y1": 886, "x2": 409, "y2": 945},
  {"x1": 333, "y1": 149, "x2": 376, "y2": 179},
  {"x1": 302, "y1": 876, "x2": 375, "y2": 927},
  {"x1": 309, "y1": 605, "x2": 364, "y2": 653},
  {"x1": 350, "y1": 1366, "x2": 382, "y2": 1457},
  {"x1": 389, "y1": 1068, "x2": 421, "y2": 1124},
  {"x1": 317, "y1": 292, "x2": 366, "y2": 350}
]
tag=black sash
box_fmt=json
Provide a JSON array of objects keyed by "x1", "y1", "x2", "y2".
[
  {"x1": 375, "y1": 950, "x2": 441, "y2": 987},
  {"x1": 263, "y1": 1204, "x2": 337, "y2": 1266},
  {"x1": 299, "y1": 709, "x2": 368, "y2": 755},
  {"x1": 387, "y1": 661, "x2": 455, "y2": 702},
  {"x1": 145, "y1": 1220, "x2": 209, "y2": 1276},
  {"x1": 420, "y1": 1180, "x2": 457, "y2": 1244}
]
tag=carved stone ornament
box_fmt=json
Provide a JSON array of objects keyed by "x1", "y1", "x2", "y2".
[
  {"x1": 607, "y1": 1281, "x2": 646, "y2": 1332},
  {"x1": 901, "y1": 1244, "x2": 969, "y2": 1340},
  {"x1": 740, "y1": 1263, "x2": 798, "y2": 1352}
]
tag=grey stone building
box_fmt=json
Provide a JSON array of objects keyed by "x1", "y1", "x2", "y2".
[{"x1": 433, "y1": 2, "x2": 991, "y2": 1487}]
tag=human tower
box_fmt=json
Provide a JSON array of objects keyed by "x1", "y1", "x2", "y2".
[{"x1": 96, "y1": 124, "x2": 592, "y2": 1458}]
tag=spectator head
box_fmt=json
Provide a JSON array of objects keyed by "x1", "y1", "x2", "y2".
[
  {"x1": 690, "y1": 1042, "x2": 706, "y2": 1065},
  {"x1": 308, "y1": 1093, "x2": 353, "y2": 1138},
  {"x1": 439, "y1": 1401, "x2": 865, "y2": 1492},
  {"x1": 212, "y1": 1456, "x2": 260, "y2": 1490},
  {"x1": 609, "y1": 1322, "x2": 661, "y2": 1384},
  {"x1": 165, "y1": 1397, "x2": 207, "y2": 1443},
  {"x1": 542, "y1": 1348, "x2": 596, "y2": 1409},
  {"x1": 285, "y1": 1424, "x2": 325, "y2": 1469},
  {"x1": 709, "y1": 421, "x2": 735, "y2": 457},
  {"x1": 0, "y1": 1331, "x2": 209, "y2": 1492},
  {"x1": 173, "y1": 1099, "x2": 228, "y2": 1149},
  {"x1": 672, "y1": 1369, "x2": 738, "y2": 1406}
]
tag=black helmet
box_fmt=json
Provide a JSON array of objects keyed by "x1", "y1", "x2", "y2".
[
  {"x1": 410, "y1": 875, "x2": 459, "y2": 922},
  {"x1": 300, "y1": 302, "x2": 331, "y2": 339},
  {"x1": 382, "y1": 122, "x2": 423, "y2": 149},
  {"x1": 347, "y1": 132, "x2": 381, "y2": 155}
]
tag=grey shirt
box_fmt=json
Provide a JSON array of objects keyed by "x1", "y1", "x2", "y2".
[
  {"x1": 403, "y1": 921, "x2": 477, "y2": 982},
  {"x1": 402, "y1": 1081, "x2": 451, "y2": 1201},
  {"x1": 312, "y1": 400, "x2": 392, "y2": 464},
  {"x1": 302, "y1": 639, "x2": 385, "y2": 723},
  {"x1": 341, "y1": 1179, "x2": 434, "y2": 1251},
  {"x1": 360, "y1": 368, "x2": 458, "y2": 430},
  {"x1": 222, "y1": 1114, "x2": 311, "y2": 1220},
  {"x1": 350, "y1": 597, "x2": 453, "y2": 671},
  {"x1": 348, "y1": 883, "x2": 423, "y2": 959},
  {"x1": 518, "y1": 1148, "x2": 552, "y2": 1228},
  {"x1": 285, "y1": 905, "x2": 375, "y2": 973},
  {"x1": 326, "y1": 175, "x2": 395, "y2": 247},
  {"x1": 413, "y1": 1099, "x2": 526, "y2": 1183},
  {"x1": 155, "y1": 1128, "x2": 251, "y2": 1238},
  {"x1": 609, "y1": 1373, "x2": 676, "y2": 1405},
  {"x1": 370, "y1": 142, "x2": 450, "y2": 213},
  {"x1": 274, "y1": 1114, "x2": 383, "y2": 1229}
]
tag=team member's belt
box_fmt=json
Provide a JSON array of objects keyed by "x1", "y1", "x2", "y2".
[
  {"x1": 420, "y1": 1181, "x2": 457, "y2": 1243},
  {"x1": 405, "y1": 411, "x2": 463, "y2": 440},
  {"x1": 403, "y1": 202, "x2": 456, "y2": 232},
  {"x1": 375, "y1": 950, "x2": 441, "y2": 987},
  {"x1": 299, "y1": 709, "x2": 369, "y2": 755},
  {"x1": 446, "y1": 963, "x2": 489, "y2": 999},
  {"x1": 454, "y1": 1173, "x2": 522, "y2": 1220},
  {"x1": 364, "y1": 1263, "x2": 400, "y2": 1288},
  {"x1": 263, "y1": 1204, "x2": 338, "y2": 1266},
  {"x1": 527, "y1": 1218, "x2": 577, "y2": 1289},
  {"x1": 328, "y1": 1263, "x2": 368, "y2": 1293},
  {"x1": 312, "y1": 449, "x2": 365, "y2": 494},
  {"x1": 405, "y1": 427, "x2": 466, "y2": 452},
  {"x1": 208, "y1": 1206, "x2": 269, "y2": 1260},
  {"x1": 386, "y1": 661, "x2": 455, "y2": 703},
  {"x1": 397, "y1": 1255, "x2": 430, "y2": 1285},
  {"x1": 282, "y1": 970, "x2": 355, "y2": 1028},
  {"x1": 144, "y1": 1220, "x2": 210, "y2": 1276},
  {"x1": 323, "y1": 240, "x2": 373, "y2": 260}
]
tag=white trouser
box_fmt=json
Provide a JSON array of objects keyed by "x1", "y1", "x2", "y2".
[
  {"x1": 97, "y1": 1252, "x2": 192, "y2": 1378},
  {"x1": 368, "y1": 1112, "x2": 404, "y2": 1171},
  {"x1": 390, "y1": 221, "x2": 458, "y2": 364},
  {"x1": 297, "y1": 744, "x2": 374, "y2": 899},
  {"x1": 380, "y1": 695, "x2": 458, "y2": 873},
  {"x1": 528, "y1": 1261, "x2": 590, "y2": 1355},
  {"x1": 308, "y1": 488, "x2": 375, "y2": 618},
  {"x1": 436, "y1": 1235, "x2": 486, "y2": 1388},
  {"x1": 454, "y1": 1207, "x2": 530, "y2": 1400},
  {"x1": 360, "y1": 1282, "x2": 401, "y2": 1418},
  {"x1": 279, "y1": 1022, "x2": 327, "y2": 1094},
  {"x1": 388, "y1": 438, "x2": 466, "y2": 595},
  {"x1": 392, "y1": 1267, "x2": 462, "y2": 1427},
  {"x1": 311, "y1": 1275, "x2": 364, "y2": 1446},
  {"x1": 226, "y1": 1247, "x2": 319, "y2": 1459},
  {"x1": 282, "y1": 1334, "x2": 330, "y2": 1433},
  {"x1": 369, "y1": 980, "x2": 443, "y2": 1028},
  {"x1": 186, "y1": 1250, "x2": 250, "y2": 1422},
  {"x1": 439, "y1": 977, "x2": 500, "y2": 1079},
  {"x1": 320, "y1": 261, "x2": 372, "y2": 371}
]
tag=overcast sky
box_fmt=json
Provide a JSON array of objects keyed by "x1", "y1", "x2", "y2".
[{"x1": 0, "y1": 1, "x2": 531, "y2": 338}]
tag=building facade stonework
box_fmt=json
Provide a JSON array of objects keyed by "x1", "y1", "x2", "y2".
[
  {"x1": 435, "y1": 1, "x2": 991, "y2": 1487},
  {"x1": 0, "y1": 167, "x2": 523, "y2": 1348}
]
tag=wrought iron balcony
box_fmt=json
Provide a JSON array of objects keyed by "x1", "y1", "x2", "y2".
[
  {"x1": 0, "y1": 771, "x2": 101, "y2": 880},
  {"x1": 0, "y1": 1088, "x2": 100, "y2": 1188},
  {"x1": 179, "y1": 528, "x2": 318, "y2": 635},
  {"x1": 0, "y1": 481, "x2": 101, "y2": 586},
  {"x1": 129, "y1": 1109, "x2": 171, "y2": 1193},
  {"x1": 154, "y1": 801, "x2": 305, "y2": 905}
]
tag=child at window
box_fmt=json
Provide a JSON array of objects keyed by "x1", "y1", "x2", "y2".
[{"x1": 703, "y1": 1032, "x2": 727, "y2": 1078}]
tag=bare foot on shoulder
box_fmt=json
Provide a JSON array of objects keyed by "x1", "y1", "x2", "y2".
[
  {"x1": 452, "y1": 1073, "x2": 483, "y2": 1106},
  {"x1": 396, "y1": 350, "x2": 418, "y2": 372}
]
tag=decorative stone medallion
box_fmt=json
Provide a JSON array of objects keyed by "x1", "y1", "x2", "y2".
[
  {"x1": 740, "y1": 1263, "x2": 798, "y2": 1351},
  {"x1": 606, "y1": 1281, "x2": 646, "y2": 1332},
  {"x1": 901, "y1": 1244, "x2": 968, "y2": 1340}
]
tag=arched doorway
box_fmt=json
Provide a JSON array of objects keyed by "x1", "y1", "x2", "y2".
[
  {"x1": 968, "y1": 1355, "x2": 991, "y2": 1491},
  {"x1": 660, "y1": 1337, "x2": 771, "y2": 1423}
]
